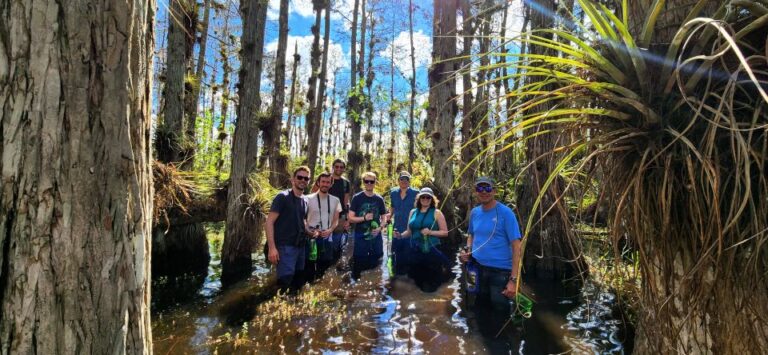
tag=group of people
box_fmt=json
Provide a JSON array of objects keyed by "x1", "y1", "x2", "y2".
[{"x1": 264, "y1": 158, "x2": 524, "y2": 312}]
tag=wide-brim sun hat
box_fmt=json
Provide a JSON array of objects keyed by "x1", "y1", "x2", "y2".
[{"x1": 416, "y1": 187, "x2": 436, "y2": 199}]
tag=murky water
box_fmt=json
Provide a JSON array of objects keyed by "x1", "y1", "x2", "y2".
[{"x1": 152, "y1": 233, "x2": 631, "y2": 354}]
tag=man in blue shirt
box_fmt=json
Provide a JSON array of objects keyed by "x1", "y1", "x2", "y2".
[
  {"x1": 460, "y1": 176, "x2": 522, "y2": 310},
  {"x1": 388, "y1": 171, "x2": 418, "y2": 276},
  {"x1": 348, "y1": 171, "x2": 388, "y2": 279}
]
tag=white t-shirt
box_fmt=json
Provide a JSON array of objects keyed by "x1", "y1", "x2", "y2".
[{"x1": 304, "y1": 192, "x2": 342, "y2": 231}]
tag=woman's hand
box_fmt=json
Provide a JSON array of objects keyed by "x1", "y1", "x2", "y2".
[{"x1": 420, "y1": 228, "x2": 431, "y2": 236}]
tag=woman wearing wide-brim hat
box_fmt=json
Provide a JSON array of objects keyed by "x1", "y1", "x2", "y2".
[{"x1": 400, "y1": 187, "x2": 450, "y2": 291}]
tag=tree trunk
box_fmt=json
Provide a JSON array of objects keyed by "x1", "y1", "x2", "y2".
[
  {"x1": 458, "y1": 0, "x2": 477, "y2": 223},
  {"x1": 160, "y1": 0, "x2": 196, "y2": 164},
  {"x1": 0, "y1": 0, "x2": 154, "y2": 352},
  {"x1": 362, "y1": 13, "x2": 376, "y2": 172},
  {"x1": 428, "y1": 0, "x2": 459, "y2": 239},
  {"x1": 264, "y1": 0, "x2": 290, "y2": 187},
  {"x1": 407, "y1": 0, "x2": 417, "y2": 172},
  {"x1": 285, "y1": 42, "x2": 300, "y2": 154},
  {"x1": 622, "y1": 1, "x2": 759, "y2": 353},
  {"x1": 347, "y1": 0, "x2": 363, "y2": 192},
  {"x1": 223, "y1": 0, "x2": 268, "y2": 282},
  {"x1": 307, "y1": 0, "x2": 331, "y2": 177},
  {"x1": 516, "y1": 0, "x2": 586, "y2": 279},
  {"x1": 186, "y1": 0, "x2": 212, "y2": 167},
  {"x1": 215, "y1": 30, "x2": 232, "y2": 180}
]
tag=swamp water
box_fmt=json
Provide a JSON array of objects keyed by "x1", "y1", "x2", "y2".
[{"x1": 152, "y1": 232, "x2": 631, "y2": 354}]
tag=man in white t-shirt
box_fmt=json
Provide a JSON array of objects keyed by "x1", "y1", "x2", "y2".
[{"x1": 304, "y1": 171, "x2": 342, "y2": 281}]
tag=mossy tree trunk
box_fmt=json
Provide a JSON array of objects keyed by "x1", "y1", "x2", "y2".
[
  {"x1": 516, "y1": 0, "x2": 586, "y2": 279},
  {"x1": 223, "y1": 0, "x2": 268, "y2": 282}
]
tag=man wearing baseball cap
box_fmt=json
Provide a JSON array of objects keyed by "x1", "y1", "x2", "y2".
[
  {"x1": 459, "y1": 176, "x2": 523, "y2": 311},
  {"x1": 388, "y1": 171, "x2": 419, "y2": 276}
]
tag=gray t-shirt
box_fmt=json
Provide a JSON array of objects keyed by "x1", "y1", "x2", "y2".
[{"x1": 304, "y1": 192, "x2": 342, "y2": 231}]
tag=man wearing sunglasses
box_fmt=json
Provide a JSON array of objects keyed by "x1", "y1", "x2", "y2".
[
  {"x1": 459, "y1": 176, "x2": 523, "y2": 311},
  {"x1": 348, "y1": 171, "x2": 388, "y2": 279},
  {"x1": 266, "y1": 166, "x2": 311, "y2": 293},
  {"x1": 388, "y1": 171, "x2": 419, "y2": 276}
]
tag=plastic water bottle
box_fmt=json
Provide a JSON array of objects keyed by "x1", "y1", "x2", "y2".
[
  {"x1": 465, "y1": 260, "x2": 479, "y2": 294},
  {"x1": 309, "y1": 239, "x2": 318, "y2": 261}
]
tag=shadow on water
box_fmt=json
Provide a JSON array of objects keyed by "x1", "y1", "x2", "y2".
[{"x1": 152, "y1": 230, "x2": 632, "y2": 354}]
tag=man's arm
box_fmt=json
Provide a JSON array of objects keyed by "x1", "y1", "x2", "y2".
[
  {"x1": 266, "y1": 211, "x2": 280, "y2": 264},
  {"x1": 511, "y1": 239, "x2": 521, "y2": 280}
]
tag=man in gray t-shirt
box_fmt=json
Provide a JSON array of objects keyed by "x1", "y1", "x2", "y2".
[{"x1": 304, "y1": 172, "x2": 342, "y2": 280}]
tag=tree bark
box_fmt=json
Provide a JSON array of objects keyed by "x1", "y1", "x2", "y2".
[
  {"x1": 0, "y1": 0, "x2": 154, "y2": 352},
  {"x1": 428, "y1": 0, "x2": 459, "y2": 239},
  {"x1": 215, "y1": 28, "x2": 232, "y2": 180},
  {"x1": 621, "y1": 2, "x2": 760, "y2": 353},
  {"x1": 307, "y1": 0, "x2": 331, "y2": 177},
  {"x1": 458, "y1": 0, "x2": 477, "y2": 223},
  {"x1": 285, "y1": 42, "x2": 300, "y2": 155},
  {"x1": 186, "y1": 0, "x2": 212, "y2": 167},
  {"x1": 160, "y1": 0, "x2": 196, "y2": 164},
  {"x1": 516, "y1": 0, "x2": 586, "y2": 279},
  {"x1": 347, "y1": 0, "x2": 363, "y2": 192},
  {"x1": 407, "y1": 0, "x2": 417, "y2": 172},
  {"x1": 264, "y1": 0, "x2": 290, "y2": 187},
  {"x1": 223, "y1": 0, "x2": 268, "y2": 282}
]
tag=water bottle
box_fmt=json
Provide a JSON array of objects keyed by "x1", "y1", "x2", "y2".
[
  {"x1": 309, "y1": 239, "x2": 318, "y2": 261},
  {"x1": 421, "y1": 234, "x2": 430, "y2": 253},
  {"x1": 465, "y1": 260, "x2": 480, "y2": 294}
]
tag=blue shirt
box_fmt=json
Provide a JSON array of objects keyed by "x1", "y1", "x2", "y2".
[
  {"x1": 467, "y1": 202, "x2": 522, "y2": 270},
  {"x1": 389, "y1": 187, "x2": 418, "y2": 233}
]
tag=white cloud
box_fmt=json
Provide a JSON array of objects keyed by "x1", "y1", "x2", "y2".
[
  {"x1": 505, "y1": 0, "x2": 526, "y2": 39},
  {"x1": 265, "y1": 35, "x2": 348, "y2": 92},
  {"x1": 268, "y1": 0, "x2": 356, "y2": 21},
  {"x1": 379, "y1": 30, "x2": 432, "y2": 78}
]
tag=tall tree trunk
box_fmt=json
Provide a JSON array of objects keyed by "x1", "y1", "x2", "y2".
[
  {"x1": 347, "y1": 0, "x2": 363, "y2": 192},
  {"x1": 516, "y1": 0, "x2": 585, "y2": 279},
  {"x1": 223, "y1": 0, "x2": 268, "y2": 282},
  {"x1": 187, "y1": 0, "x2": 212, "y2": 168},
  {"x1": 216, "y1": 27, "x2": 232, "y2": 180},
  {"x1": 428, "y1": 0, "x2": 458, "y2": 238},
  {"x1": 407, "y1": 0, "x2": 417, "y2": 172},
  {"x1": 362, "y1": 13, "x2": 376, "y2": 172},
  {"x1": 622, "y1": 1, "x2": 757, "y2": 353},
  {"x1": 458, "y1": 0, "x2": 477, "y2": 223},
  {"x1": 285, "y1": 42, "x2": 300, "y2": 154},
  {"x1": 0, "y1": 0, "x2": 154, "y2": 352},
  {"x1": 307, "y1": 0, "x2": 331, "y2": 176},
  {"x1": 264, "y1": 0, "x2": 290, "y2": 187},
  {"x1": 160, "y1": 0, "x2": 196, "y2": 164},
  {"x1": 387, "y1": 30, "x2": 396, "y2": 177}
]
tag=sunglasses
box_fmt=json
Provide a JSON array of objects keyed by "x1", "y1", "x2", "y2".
[
  {"x1": 399, "y1": 177, "x2": 410, "y2": 181},
  {"x1": 420, "y1": 195, "x2": 432, "y2": 200},
  {"x1": 296, "y1": 175, "x2": 310, "y2": 182},
  {"x1": 363, "y1": 179, "x2": 376, "y2": 184},
  {"x1": 475, "y1": 185, "x2": 493, "y2": 193}
]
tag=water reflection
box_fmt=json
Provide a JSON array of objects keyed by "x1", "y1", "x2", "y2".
[{"x1": 152, "y1": 233, "x2": 629, "y2": 354}]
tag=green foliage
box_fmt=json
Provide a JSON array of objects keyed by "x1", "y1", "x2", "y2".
[{"x1": 485, "y1": 1, "x2": 768, "y2": 347}]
